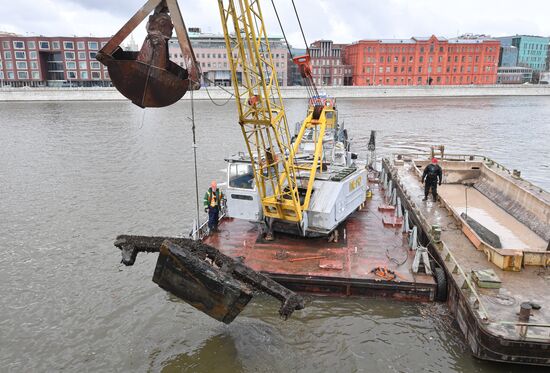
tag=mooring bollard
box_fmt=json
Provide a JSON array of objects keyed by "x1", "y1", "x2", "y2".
[
  {"x1": 409, "y1": 226, "x2": 418, "y2": 249},
  {"x1": 396, "y1": 197, "x2": 403, "y2": 218},
  {"x1": 403, "y1": 210, "x2": 409, "y2": 233},
  {"x1": 431, "y1": 224, "x2": 442, "y2": 243}
]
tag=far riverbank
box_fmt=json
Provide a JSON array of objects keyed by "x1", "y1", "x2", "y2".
[{"x1": 0, "y1": 84, "x2": 549, "y2": 102}]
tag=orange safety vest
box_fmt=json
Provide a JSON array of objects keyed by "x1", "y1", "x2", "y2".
[{"x1": 204, "y1": 188, "x2": 222, "y2": 208}]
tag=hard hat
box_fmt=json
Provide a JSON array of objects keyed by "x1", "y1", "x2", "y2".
[
  {"x1": 211, "y1": 180, "x2": 217, "y2": 189},
  {"x1": 432, "y1": 157, "x2": 438, "y2": 164}
]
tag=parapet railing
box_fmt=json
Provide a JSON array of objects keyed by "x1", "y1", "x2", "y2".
[{"x1": 188, "y1": 205, "x2": 227, "y2": 241}]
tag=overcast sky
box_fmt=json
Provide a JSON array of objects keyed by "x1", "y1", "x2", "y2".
[{"x1": 1, "y1": 0, "x2": 549, "y2": 47}]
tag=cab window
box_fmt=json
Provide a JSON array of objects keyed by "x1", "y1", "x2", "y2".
[{"x1": 229, "y1": 163, "x2": 254, "y2": 189}]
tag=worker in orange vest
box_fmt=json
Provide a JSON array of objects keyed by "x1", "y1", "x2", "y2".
[{"x1": 204, "y1": 180, "x2": 224, "y2": 232}]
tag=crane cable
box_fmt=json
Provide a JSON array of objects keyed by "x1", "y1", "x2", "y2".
[{"x1": 270, "y1": 0, "x2": 320, "y2": 101}]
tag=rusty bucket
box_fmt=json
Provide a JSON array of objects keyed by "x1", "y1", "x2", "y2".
[{"x1": 98, "y1": 48, "x2": 190, "y2": 108}]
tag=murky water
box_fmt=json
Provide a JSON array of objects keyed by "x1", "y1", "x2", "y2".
[{"x1": 1, "y1": 96, "x2": 549, "y2": 372}]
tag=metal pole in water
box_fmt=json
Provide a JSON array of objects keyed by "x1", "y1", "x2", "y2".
[{"x1": 190, "y1": 89, "x2": 201, "y2": 235}]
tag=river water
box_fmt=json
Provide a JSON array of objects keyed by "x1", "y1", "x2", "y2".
[{"x1": 1, "y1": 96, "x2": 549, "y2": 372}]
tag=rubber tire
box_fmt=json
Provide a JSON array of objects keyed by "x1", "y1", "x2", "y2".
[{"x1": 434, "y1": 267, "x2": 448, "y2": 302}]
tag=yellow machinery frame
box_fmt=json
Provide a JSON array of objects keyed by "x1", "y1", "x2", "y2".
[
  {"x1": 218, "y1": 0, "x2": 303, "y2": 222},
  {"x1": 218, "y1": 0, "x2": 332, "y2": 226}
]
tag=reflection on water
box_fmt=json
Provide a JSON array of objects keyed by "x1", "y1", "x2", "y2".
[{"x1": 0, "y1": 97, "x2": 549, "y2": 372}]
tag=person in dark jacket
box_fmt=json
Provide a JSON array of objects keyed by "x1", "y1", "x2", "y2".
[
  {"x1": 422, "y1": 158, "x2": 443, "y2": 201},
  {"x1": 204, "y1": 180, "x2": 224, "y2": 232}
]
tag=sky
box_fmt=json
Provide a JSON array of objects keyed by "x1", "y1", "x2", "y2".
[{"x1": 1, "y1": 0, "x2": 549, "y2": 47}]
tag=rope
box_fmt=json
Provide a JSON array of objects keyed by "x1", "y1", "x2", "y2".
[{"x1": 202, "y1": 76, "x2": 234, "y2": 106}]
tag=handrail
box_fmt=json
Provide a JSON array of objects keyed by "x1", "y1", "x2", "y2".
[{"x1": 384, "y1": 157, "x2": 550, "y2": 340}]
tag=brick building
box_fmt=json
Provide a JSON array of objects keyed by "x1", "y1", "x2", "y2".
[
  {"x1": 309, "y1": 40, "x2": 353, "y2": 86},
  {"x1": 0, "y1": 32, "x2": 111, "y2": 87},
  {"x1": 168, "y1": 28, "x2": 288, "y2": 86},
  {"x1": 344, "y1": 35, "x2": 500, "y2": 86}
]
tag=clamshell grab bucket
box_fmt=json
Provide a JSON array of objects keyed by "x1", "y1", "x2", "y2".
[
  {"x1": 99, "y1": 48, "x2": 190, "y2": 108},
  {"x1": 96, "y1": 0, "x2": 200, "y2": 108}
]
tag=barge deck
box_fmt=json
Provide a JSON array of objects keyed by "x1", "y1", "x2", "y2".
[
  {"x1": 386, "y1": 153, "x2": 550, "y2": 366},
  {"x1": 203, "y1": 180, "x2": 436, "y2": 301}
]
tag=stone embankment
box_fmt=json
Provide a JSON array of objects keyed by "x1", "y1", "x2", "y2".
[{"x1": 1, "y1": 85, "x2": 549, "y2": 102}]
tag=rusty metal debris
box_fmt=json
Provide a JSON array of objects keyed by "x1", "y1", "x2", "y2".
[
  {"x1": 96, "y1": 0, "x2": 200, "y2": 108},
  {"x1": 114, "y1": 235, "x2": 305, "y2": 323}
]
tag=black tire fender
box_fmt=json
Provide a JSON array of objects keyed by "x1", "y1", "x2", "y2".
[{"x1": 434, "y1": 267, "x2": 448, "y2": 302}]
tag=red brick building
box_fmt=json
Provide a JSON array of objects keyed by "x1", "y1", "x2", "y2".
[
  {"x1": 0, "y1": 32, "x2": 111, "y2": 87},
  {"x1": 310, "y1": 40, "x2": 353, "y2": 86},
  {"x1": 344, "y1": 35, "x2": 500, "y2": 86}
]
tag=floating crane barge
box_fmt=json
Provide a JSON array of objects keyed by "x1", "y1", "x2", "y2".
[{"x1": 100, "y1": 0, "x2": 550, "y2": 367}]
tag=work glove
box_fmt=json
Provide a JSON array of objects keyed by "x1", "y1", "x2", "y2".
[{"x1": 204, "y1": 207, "x2": 208, "y2": 213}]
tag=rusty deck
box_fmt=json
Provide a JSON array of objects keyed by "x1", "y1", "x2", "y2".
[{"x1": 203, "y1": 181, "x2": 436, "y2": 301}]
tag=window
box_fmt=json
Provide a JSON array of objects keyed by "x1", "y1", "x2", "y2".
[
  {"x1": 90, "y1": 61, "x2": 100, "y2": 69},
  {"x1": 6, "y1": 61, "x2": 13, "y2": 69},
  {"x1": 28, "y1": 41, "x2": 36, "y2": 49},
  {"x1": 0, "y1": 72, "x2": 3, "y2": 79},
  {"x1": 64, "y1": 41, "x2": 74, "y2": 50},
  {"x1": 17, "y1": 71, "x2": 29, "y2": 79},
  {"x1": 65, "y1": 51, "x2": 75, "y2": 60},
  {"x1": 4, "y1": 51, "x2": 12, "y2": 59},
  {"x1": 13, "y1": 41, "x2": 25, "y2": 49},
  {"x1": 7, "y1": 71, "x2": 15, "y2": 79},
  {"x1": 78, "y1": 52, "x2": 86, "y2": 60},
  {"x1": 16, "y1": 61, "x2": 27, "y2": 69},
  {"x1": 32, "y1": 71, "x2": 40, "y2": 79},
  {"x1": 88, "y1": 41, "x2": 99, "y2": 50},
  {"x1": 2, "y1": 41, "x2": 9, "y2": 49},
  {"x1": 31, "y1": 61, "x2": 38, "y2": 69},
  {"x1": 79, "y1": 61, "x2": 87, "y2": 69},
  {"x1": 39, "y1": 41, "x2": 50, "y2": 49},
  {"x1": 385, "y1": 66, "x2": 390, "y2": 72},
  {"x1": 229, "y1": 163, "x2": 254, "y2": 189},
  {"x1": 80, "y1": 71, "x2": 89, "y2": 79},
  {"x1": 418, "y1": 67, "x2": 422, "y2": 73},
  {"x1": 29, "y1": 51, "x2": 37, "y2": 60},
  {"x1": 66, "y1": 61, "x2": 77, "y2": 69},
  {"x1": 0, "y1": 61, "x2": 2, "y2": 69},
  {"x1": 15, "y1": 51, "x2": 26, "y2": 59},
  {"x1": 91, "y1": 71, "x2": 101, "y2": 79},
  {"x1": 77, "y1": 41, "x2": 85, "y2": 50},
  {"x1": 419, "y1": 56, "x2": 424, "y2": 63},
  {"x1": 67, "y1": 71, "x2": 77, "y2": 79},
  {"x1": 52, "y1": 41, "x2": 60, "y2": 49},
  {"x1": 89, "y1": 52, "x2": 97, "y2": 59},
  {"x1": 409, "y1": 56, "x2": 413, "y2": 63}
]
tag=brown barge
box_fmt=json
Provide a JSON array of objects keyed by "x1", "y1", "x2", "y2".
[{"x1": 384, "y1": 152, "x2": 550, "y2": 366}]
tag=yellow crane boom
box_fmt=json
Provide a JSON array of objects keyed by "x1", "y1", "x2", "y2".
[{"x1": 218, "y1": 0, "x2": 303, "y2": 223}]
